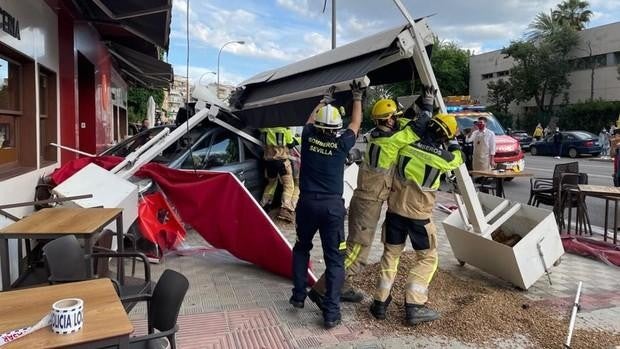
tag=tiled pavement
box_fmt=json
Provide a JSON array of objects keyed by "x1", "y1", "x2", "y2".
[{"x1": 128, "y1": 191, "x2": 620, "y2": 348}]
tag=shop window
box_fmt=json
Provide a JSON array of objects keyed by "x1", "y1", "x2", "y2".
[
  {"x1": 39, "y1": 66, "x2": 57, "y2": 164},
  {"x1": 0, "y1": 56, "x2": 22, "y2": 171},
  {"x1": 0, "y1": 48, "x2": 37, "y2": 178}
]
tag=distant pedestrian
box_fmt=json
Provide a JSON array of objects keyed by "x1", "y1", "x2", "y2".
[
  {"x1": 466, "y1": 116, "x2": 495, "y2": 171},
  {"x1": 553, "y1": 127, "x2": 562, "y2": 159},
  {"x1": 543, "y1": 126, "x2": 550, "y2": 138},
  {"x1": 139, "y1": 119, "x2": 150, "y2": 133},
  {"x1": 599, "y1": 128, "x2": 610, "y2": 158},
  {"x1": 533, "y1": 123, "x2": 543, "y2": 141},
  {"x1": 610, "y1": 124, "x2": 617, "y2": 136}
]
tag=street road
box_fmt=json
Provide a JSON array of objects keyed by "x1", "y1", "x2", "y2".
[{"x1": 502, "y1": 154, "x2": 614, "y2": 229}]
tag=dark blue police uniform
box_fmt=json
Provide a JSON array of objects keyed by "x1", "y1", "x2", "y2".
[{"x1": 292, "y1": 124, "x2": 356, "y2": 322}]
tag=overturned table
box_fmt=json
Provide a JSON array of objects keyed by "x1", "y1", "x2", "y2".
[{"x1": 0, "y1": 208, "x2": 123, "y2": 290}]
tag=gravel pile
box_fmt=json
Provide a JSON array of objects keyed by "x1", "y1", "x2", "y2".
[{"x1": 350, "y1": 251, "x2": 619, "y2": 348}]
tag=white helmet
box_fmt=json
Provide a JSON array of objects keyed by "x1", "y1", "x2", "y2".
[{"x1": 314, "y1": 104, "x2": 343, "y2": 129}]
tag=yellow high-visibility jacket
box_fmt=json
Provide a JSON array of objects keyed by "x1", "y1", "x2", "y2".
[
  {"x1": 260, "y1": 127, "x2": 294, "y2": 160},
  {"x1": 388, "y1": 137, "x2": 463, "y2": 219}
]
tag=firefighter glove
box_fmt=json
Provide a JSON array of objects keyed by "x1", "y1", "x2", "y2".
[
  {"x1": 320, "y1": 86, "x2": 336, "y2": 105},
  {"x1": 422, "y1": 85, "x2": 437, "y2": 106},
  {"x1": 350, "y1": 80, "x2": 365, "y2": 101}
]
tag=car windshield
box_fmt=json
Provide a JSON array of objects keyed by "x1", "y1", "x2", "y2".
[
  {"x1": 455, "y1": 114, "x2": 506, "y2": 136},
  {"x1": 570, "y1": 131, "x2": 597, "y2": 140}
]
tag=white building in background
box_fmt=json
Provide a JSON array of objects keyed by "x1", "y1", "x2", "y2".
[
  {"x1": 165, "y1": 75, "x2": 192, "y2": 119},
  {"x1": 470, "y1": 21, "x2": 620, "y2": 115}
]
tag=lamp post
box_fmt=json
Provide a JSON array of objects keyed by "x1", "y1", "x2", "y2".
[
  {"x1": 198, "y1": 71, "x2": 216, "y2": 86},
  {"x1": 217, "y1": 40, "x2": 245, "y2": 98}
]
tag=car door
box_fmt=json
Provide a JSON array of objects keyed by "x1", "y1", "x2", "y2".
[{"x1": 537, "y1": 135, "x2": 554, "y2": 155}]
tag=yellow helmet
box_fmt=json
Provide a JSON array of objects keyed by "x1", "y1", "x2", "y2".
[
  {"x1": 315, "y1": 104, "x2": 343, "y2": 129},
  {"x1": 371, "y1": 99, "x2": 401, "y2": 120},
  {"x1": 430, "y1": 113, "x2": 458, "y2": 139}
]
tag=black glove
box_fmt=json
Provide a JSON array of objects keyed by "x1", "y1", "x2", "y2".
[
  {"x1": 320, "y1": 86, "x2": 336, "y2": 105},
  {"x1": 350, "y1": 80, "x2": 365, "y2": 101},
  {"x1": 422, "y1": 85, "x2": 437, "y2": 106}
]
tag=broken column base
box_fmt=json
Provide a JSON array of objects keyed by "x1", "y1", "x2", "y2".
[{"x1": 442, "y1": 192, "x2": 564, "y2": 290}]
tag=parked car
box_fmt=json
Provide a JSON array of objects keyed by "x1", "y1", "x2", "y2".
[
  {"x1": 454, "y1": 111, "x2": 525, "y2": 172},
  {"x1": 102, "y1": 122, "x2": 265, "y2": 200},
  {"x1": 529, "y1": 131, "x2": 601, "y2": 158},
  {"x1": 509, "y1": 130, "x2": 533, "y2": 151}
]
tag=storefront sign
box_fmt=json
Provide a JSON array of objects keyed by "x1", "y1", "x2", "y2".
[{"x1": 0, "y1": 6, "x2": 20, "y2": 40}]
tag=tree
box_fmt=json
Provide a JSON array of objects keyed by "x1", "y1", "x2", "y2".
[
  {"x1": 487, "y1": 79, "x2": 514, "y2": 114},
  {"x1": 504, "y1": 15, "x2": 579, "y2": 113},
  {"x1": 127, "y1": 87, "x2": 165, "y2": 123},
  {"x1": 552, "y1": 0, "x2": 592, "y2": 30},
  {"x1": 430, "y1": 40, "x2": 471, "y2": 96}
]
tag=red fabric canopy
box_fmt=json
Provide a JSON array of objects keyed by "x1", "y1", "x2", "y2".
[
  {"x1": 136, "y1": 163, "x2": 316, "y2": 285},
  {"x1": 561, "y1": 235, "x2": 620, "y2": 267}
]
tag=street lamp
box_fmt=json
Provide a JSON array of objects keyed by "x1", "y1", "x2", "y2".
[
  {"x1": 198, "y1": 71, "x2": 216, "y2": 86},
  {"x1": 217, "y1": 40, "x2": 245, "y2": 98}
]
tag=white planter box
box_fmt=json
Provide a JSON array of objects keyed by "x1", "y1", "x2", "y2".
[{"x1": 442, "y1": 192, "x2": 564, "y2": 290}]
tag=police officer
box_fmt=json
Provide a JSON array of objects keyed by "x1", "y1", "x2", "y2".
[
  {"x1": 290, "y1": 82, "x2": 363, "y2": 329},
  {"x1": 370, "y1": 113, "x2": 463, "y2": 326},
  {"x1": 307, "y1": 86, "x2": 437, "y2": 308},
  {"x1": 259, "y1": 127, "x2": 296, "y2": 222}
]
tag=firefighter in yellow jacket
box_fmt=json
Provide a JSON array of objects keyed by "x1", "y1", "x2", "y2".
[
  {"x1": 260, "y1": 127, "x2": 296, "y2": 222},
  {"x1": 370, "y1": 113, "x2": 463, "y2": 326}
]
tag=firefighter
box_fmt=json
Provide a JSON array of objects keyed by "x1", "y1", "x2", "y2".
[
  {"x1": 259, "y1": 127, "x2": 296, "y2": 222},
  {"x1": 290, "y1": 82, "x2": 363, "y2": 329},
  {"x1": 308, "y1": 86, "x2": 437, "y2": 309},
  {"x1": 290, "y1": 128, "x2": 302, "y2": 209},
  {"x1": 370, "y1": 113, "x2": 463, "y2": 326}
]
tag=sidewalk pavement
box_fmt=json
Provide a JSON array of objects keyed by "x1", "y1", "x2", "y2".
[{"x1": 128, "y1": 191, "x2": 620, "y2": 348}]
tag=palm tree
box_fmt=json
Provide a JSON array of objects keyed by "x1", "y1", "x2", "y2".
[
  {"x1": 552, "y1": 0, "x2": 593, "y2": 30},
  {"x1": 526, "y1": 11, "x2": 558, "y2": 42}
]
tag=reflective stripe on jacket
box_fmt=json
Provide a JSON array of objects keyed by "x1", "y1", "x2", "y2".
[
  {"x1": 261, "y1": 127, "x2": 294, "y2": 160},
  {"x1": 355, "y1": 126, "x2": 418, "y2": 201},
  {"x1": 388, "y1": 137, "x2": 463, "y2": 219}
]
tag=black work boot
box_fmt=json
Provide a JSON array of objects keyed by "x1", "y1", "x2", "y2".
[
  {"x1": 307, "y1": 289, "x2": 324, "y2": 310},
  {"x1": 405, "y1": 303, "x2": 439, "y2": 325},
  {"x1": 340, "y1": 288, "x2": 364, "y2": 303},
  {"x1": 289, "y1": 296, "x2": 304, "y2": 309},
  {"x1": 369, "y1": 295, "x2": 392, "y2": 320},
  {"x1": 323, "y1": 315, "x2": 342, "y2": 329}
]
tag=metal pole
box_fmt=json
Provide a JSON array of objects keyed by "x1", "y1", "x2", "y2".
[
  {"x1": 565, "y1": 281, "x2": 583, "y2": 348},
  {"x1": 217, "y1": 41, "x2": 245, "y2": 99},
  {"x1": 331, "y1": 0, "x2": 336, "y2": 49}
]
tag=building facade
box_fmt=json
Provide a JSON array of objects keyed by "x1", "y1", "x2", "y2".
[
  {"x1": 0, "y1": 0, "x2": 171, "y2": 289},
  {"x1": 165, "y1": 75, "x2": 191, "y2": 120},
  {"x1": 470, "y1": 22, "x2": 620, "y2": 115}
]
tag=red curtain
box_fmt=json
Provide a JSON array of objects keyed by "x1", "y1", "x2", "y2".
[{"x1": 136, "y1": 163, "x2": 316, "y2": 285}]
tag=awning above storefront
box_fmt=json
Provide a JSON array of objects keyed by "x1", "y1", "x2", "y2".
[
  {"x1": 108, "y1": 43, "x2": 172, "y2": 88},
  {"x1": 70, "y1": 0, "x2": 172, "y2": 56},
  {"x1": 230, "y1": 20, "x2": 434, "y2": 128}
]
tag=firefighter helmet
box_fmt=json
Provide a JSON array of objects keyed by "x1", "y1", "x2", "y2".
[
  {"x1": 314, "y1": 104, "x2": 343, "y2": 129},
  {"x1": 430, "y1": 113, "x2": 458, "y2": 139},
  {"x1": 371, "y1": 99, "x2": 401, "y2": 120}
]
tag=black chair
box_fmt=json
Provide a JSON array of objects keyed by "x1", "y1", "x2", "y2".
[
  {"x1": 557, "y1": 172, "x2": 590, "y2": 234},
  {"x1": 122, "y1": 269, "x2": 189, "y2": 349},
  {"x1": 528, "y1": 161, "x2": 579, "y2": 207},
  {"x1": 42, "y1": 235, "x2": 152, "y2": 311}
]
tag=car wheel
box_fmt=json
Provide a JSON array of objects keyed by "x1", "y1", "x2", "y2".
[
  {"x1": 504, "y1": 177, "x2": 514, "y2": 182},
  {"x1": 530, "y1": 146, "x2": 538, "y2": 156},
  {"x1": 592, "y1": 152, "x2": 600, "y2": 157},
  {"x1": 568, "y1": 148, "x2": 578, "y2": 158}
]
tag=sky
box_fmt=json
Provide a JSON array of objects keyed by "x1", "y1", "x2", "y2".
[{"x1": 167, "y1": 0, "x2": 620, "y2": 86}]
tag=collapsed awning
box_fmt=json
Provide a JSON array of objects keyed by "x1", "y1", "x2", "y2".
[
  {"x1": 231, "y1": 20, "x2": 434, "y2": 128},
  {"x1": 108, "y1": 44, "x2": 173, "y2": 88}
]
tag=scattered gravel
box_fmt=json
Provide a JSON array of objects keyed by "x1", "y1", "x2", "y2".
[{"x1": 350, "y1": 251, "x2": 619, "y2": 348}]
